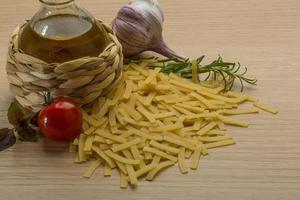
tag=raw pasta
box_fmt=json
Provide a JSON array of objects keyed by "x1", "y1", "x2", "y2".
[{"x1": 70, "y1": 61, "x2": 277, "y2": 189}]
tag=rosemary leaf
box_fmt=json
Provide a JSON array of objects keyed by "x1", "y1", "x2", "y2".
[{"x1": 136, "y1": 55, "x2": 257, "y2": 92}]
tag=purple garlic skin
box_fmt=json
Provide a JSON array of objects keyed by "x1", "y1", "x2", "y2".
[
  {"x1": 112, "y1": 0, "x2": 185, "y2": 60},
  {"x1": 112, "y1": 6, "x2": 151, "y2": 57}
]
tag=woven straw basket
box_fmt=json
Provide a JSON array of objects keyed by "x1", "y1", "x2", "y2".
[{"x1": 6, "y1": 20, "x2": 123, "y2": 111}]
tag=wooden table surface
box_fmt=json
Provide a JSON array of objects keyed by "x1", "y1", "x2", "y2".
[{"x1": 1, "y1": 0, "x2": 300, "y2": 199}]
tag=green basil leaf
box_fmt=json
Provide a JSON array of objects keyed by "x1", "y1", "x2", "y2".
[{"x1": 7, "y1": 100, "x2": 33, "y2": 127}]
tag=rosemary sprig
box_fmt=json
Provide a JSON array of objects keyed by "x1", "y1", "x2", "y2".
[{"x1": 143, "y1": 55, "x2": 257, "y2": 92}]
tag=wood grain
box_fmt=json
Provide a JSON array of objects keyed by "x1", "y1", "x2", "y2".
[{"x1": 1, "y1": 0, "x2": 300, "y2": 199}]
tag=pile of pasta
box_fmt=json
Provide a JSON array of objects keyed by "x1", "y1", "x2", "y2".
[{"x1": 70, "y1": 62, "x2": 278, "y2": 188}]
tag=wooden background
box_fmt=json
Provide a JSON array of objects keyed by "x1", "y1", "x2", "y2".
[{"x1": 1, "y1": 0, "x2": 300, "y2": 199}]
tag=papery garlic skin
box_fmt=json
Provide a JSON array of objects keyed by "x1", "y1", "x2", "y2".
[
  {"x1": 112, "y1": 5, "x2": 151, "y2": 57},
  {"x1": 112, "y1": 0, "x2": 185, "y2": 60},
  {"x1": 131, "y1": 0, "x2": 164, "y2": 34}
]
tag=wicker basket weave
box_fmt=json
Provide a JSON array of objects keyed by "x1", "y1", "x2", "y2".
[{"x1": 6, "y1": 20, "x2": 123, "y2": 111}]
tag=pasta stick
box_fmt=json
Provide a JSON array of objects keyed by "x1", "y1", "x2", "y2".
[
  {"x1": 218, "y1": 108, "x2": 259, "y2": 115},
  {"x1": 136, "y1": 164, "x2": 155, "y2": 178},
  {"x1": 149, "y1": 140, "x2": 179, "y2": 154},
  {"x1": 178, "y1": 148, "x2": 188, "y2": 174},
  {"x1": 143, "y1": 146, "x2": 177, "y2": 162},
  {"x1": 253, "y1": 102, "x2": 278, "y2": 114},
  {"x1": 185, "y1": 149, "x2": 193, "y2": 159},
  {"x1": 78, "y1": 134, "x2": 87, "y2": 162},
  {"x1": 144, "y1": 68, "x2": 161, "y2": 84},
  {"x1": 105, "y1": 150, "x2": 140, "y2": 165},
  {"x1": 126, "y1": 164, "x2": 138, "y2": 185},
  {"x1": 146, "y1": 161, "x2": 175, "y2": 181},
  {"x1": 144, "y1": 92, "x2": 156, "y2": 106},
  {"x1": 197, "y1": 121, "x2": 217, "y2": 136},
  {"x1": 115, "y1": 161, "x2": 128, "y2": 175},
  {"x1": 137, "y1": 105, "x2": 156, "y2": 123},
  {"x1": 95, "y1": 129, "x2": 127, "y2": 143},
  {"x1": 84, "y1": 135, "x2": 95, "y2": 153},
  {"x1": 199, "y1": 135, "x2": 232, "y2": 142},
  {"x1": 217, "y1": 121, "x2": 226, "y2": 131},
  {"x1": 153, "y1": 112, "x2": 175, "y2": 119},
  {"x1": 112, "y1": 138, "x2": 143, "y2": 152},
  {"x1": 92, "y1": 145, "x2": 116, "y2": 168},
  {"x1": 121, "y1": 103, "x2": 142, "y2": 121},
  {"x1": 204, "y1": 139, "x2": 236, "y2": 149},
  {"x1": 217, "y1": 115, "x2": 249, "y2": 127},
  {"x1": 108, "y1": 105, "x2": 117, "y2": 127},
  {"x1": 83, "y1": 159, "x2": 102, "y2": 178},
  {"x1": 151, "y1": 155, "x2": 161, "y2": 166},
  {"x1": 84, "y1": 126, "x2": 96, "y2": 135},
  {"x1": 190, "y1": 146, "x2": 202, "y2": 170},
  {"x1": 123, "y1": 80, "x2": 134, "y2": 100},
  {"x1": 164, "y1": 136, "x2": 196, "y2": 150},
  {"x1": 120, "y1": 172, "x2": 129, "y2": 189},
  {"x1": 193, "y1": 119, "x2": 203, "y2": 130},
  {"x1": 104, "y1": 163, "x2": 112, "y2": 177}
]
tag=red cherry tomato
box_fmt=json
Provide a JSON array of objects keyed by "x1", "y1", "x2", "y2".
[{"x1": 38, "y1": 98, "x2": 83, "y2": 142}]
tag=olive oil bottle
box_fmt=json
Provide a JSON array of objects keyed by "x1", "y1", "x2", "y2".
[{"x1": 19, "y1": 0, "x2": 109, "y2": 63}]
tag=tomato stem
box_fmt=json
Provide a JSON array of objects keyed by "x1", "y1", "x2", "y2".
[{"x1": 43, "y1": 92, "x2": 53, "y2": 105}]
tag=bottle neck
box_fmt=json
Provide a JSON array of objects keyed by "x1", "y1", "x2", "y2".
[{"x1": 39, "y1": 0, "x2": 75, "y2": 6}]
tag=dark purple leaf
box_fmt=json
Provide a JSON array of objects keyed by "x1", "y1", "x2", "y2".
[{"x1": 0, "y1": 128, "x2": 16, "y2": 151}]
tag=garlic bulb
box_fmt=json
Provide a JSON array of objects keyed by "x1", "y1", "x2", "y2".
[{"x1": 112, "y1": 0, "x2": 185, "y2": 60}]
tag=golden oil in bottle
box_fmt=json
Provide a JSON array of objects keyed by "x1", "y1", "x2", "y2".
[{"x1": 19, "y1": 14, "x2": 109, "y2": 63}]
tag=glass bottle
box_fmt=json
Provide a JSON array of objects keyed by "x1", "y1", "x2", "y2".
[{"x1": 19, "y1": 0, "x2": 109, "y2": 63}]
